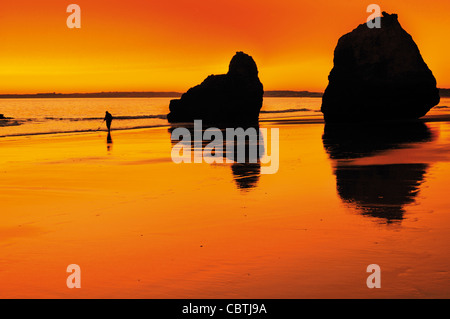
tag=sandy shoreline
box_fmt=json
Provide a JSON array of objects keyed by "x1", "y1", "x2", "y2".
[
  {"x1": 0, "y1": 120, "x2": 449, "y2": 298},
  {"x1": 3, "y1": 110, "x2": 450, "y2": 139}
]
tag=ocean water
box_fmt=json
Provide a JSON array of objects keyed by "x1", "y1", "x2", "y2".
[
  {"x1": 0, "y1": 97, "x2": 322, "y2": 137},
  {"x1": 0, "y1": 97, "x2": 449, "y2": 137}
]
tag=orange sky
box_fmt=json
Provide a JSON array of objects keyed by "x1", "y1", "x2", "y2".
[{"x1": 0, "y1": 0, "x2": 449, "y2": 93}]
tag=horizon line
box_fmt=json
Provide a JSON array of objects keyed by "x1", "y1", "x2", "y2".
[
  {"x1": 0, "y1": 90, "x2": 325, "y2": 98},
  {"x1": 1, "y1": 88, "x2": 449, "y2": 99}
]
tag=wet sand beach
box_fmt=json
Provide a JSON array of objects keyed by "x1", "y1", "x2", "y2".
[{"x1": 0, "y1": 115, "x2": 449, "y2": 298}]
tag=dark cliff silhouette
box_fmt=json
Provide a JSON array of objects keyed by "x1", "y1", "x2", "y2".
[
  {"x1": 167, "y1": 52, "x2": 264, "y2": 125},
  {"x1": 323, "y1": 122, "x2": 434, "y2": 223},
  {"x1": 321, "y1": 12, "x2": 440, "y2": 123},
  {"x1": 168, "y1": 125, "x2": 264, "y2": 190}
]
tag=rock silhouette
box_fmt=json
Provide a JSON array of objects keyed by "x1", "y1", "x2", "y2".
[
  {"x1": 321, "y1": 12, "x2": 440, "y2": 123},
  {"x1": 167, "y1": 52, "x2": 264, "y2": 125}
]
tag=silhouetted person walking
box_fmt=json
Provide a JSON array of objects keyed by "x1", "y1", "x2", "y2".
[{"x1": 104, "y1": 111, "x2": 113, "y2": 133}]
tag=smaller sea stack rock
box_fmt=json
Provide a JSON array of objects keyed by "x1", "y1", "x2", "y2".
[
  {"x1": 321, "y1": 12, "x2": 440, "y2": 123},
  {"x1": 167, "y1": 52, "x2": 264, "y2": 125}
]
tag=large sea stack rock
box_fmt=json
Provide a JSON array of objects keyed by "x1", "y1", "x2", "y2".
[
  {"x1": 167, "y1": 52, "x2": 264, "y2": 125},
  {"x1": 321, "y1": 12, "x2": 440, "y2": 123}
]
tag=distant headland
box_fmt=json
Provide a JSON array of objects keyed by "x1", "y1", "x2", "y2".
[
  {"x1": 0, "y1": 90, "x2": 323, "y2": 99},
  {"x1": 0, "y1": 89, "x2": 449, "y2": 99},
  {"x1": 0, "y1": 92, "x2": 183, "y2": 99}
]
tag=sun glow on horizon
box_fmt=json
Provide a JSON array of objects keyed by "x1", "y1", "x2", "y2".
[{"x1": 1, "y1": 0, "x2": 450, "y2": 94}]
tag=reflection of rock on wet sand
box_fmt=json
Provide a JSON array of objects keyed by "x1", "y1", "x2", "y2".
[
  {"x1": 231, "y1": 163, "x2": 260, "y2": 190},
  {"x1": 335, "y1": 163, "x2": 428, "y2": 223},
  {"x1": 323, "y1": 121, "x2": 433, "y2": 159},
  {"x1": 323, "y1": 121, "x2": 434, "y2": 224},
  {"x1": 169, "y1": 126, "x2": 264, "y2": 191}
]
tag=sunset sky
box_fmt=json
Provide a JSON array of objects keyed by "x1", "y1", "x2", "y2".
[{"x1": 0, "y1": 0, "x2": 449, "y2": 93}]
